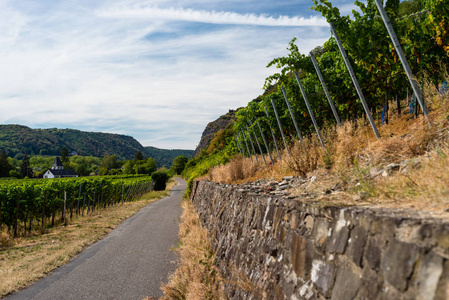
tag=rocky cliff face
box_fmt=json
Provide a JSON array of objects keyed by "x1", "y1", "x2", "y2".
[
  {"x1": 194, "y1": 110, "x2": 237, "y2": 155},
  {"x1": 191, "y1": 179, "x2": 449, "y2": 300}
]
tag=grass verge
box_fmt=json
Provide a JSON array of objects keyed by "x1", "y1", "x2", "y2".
[
  {"x1": 160, "y1": 198, "x2": 223, "y2": 300},
  {"x1": 0, "y1": 179, "x2": 176, "y2": 298}
]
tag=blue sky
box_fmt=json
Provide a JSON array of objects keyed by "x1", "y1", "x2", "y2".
[{"x1": 0, "y1": 0, "x2": 359, "y2": 150}]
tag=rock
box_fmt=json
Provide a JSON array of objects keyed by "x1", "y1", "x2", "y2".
[
  {"x1": 311, "y1": 260, "x2": 335, "y2": 297},
  {"x1": 278, "y1": 185, "x2": 290, "y2": 191},
  {"x1": 380, "y1": 239, "x2": 419, "y2": 291},
  {"x1": 310, "y1": 176, "x2": 317, "y2": 182},
  {"x1": 330, "y1": 267, "x2": 361, "y2": 300},
  {"x1": 331, "y1": 182, "x2": 343, "y2": 191},
  {"x1": 416, "y1": 251, "x2": 444, "y2": 299},
  {"x1": 283, "y1": 176, "x2": 294, "y2": 180},
  {"x1": 385, "y1": 163, "x2": 401, "y2": 172},
  {"x1": 370, "y1": 167, "x2": 382, "y2": 178}
]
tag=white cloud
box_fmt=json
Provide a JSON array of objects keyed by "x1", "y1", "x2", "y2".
[{"x1": 97, "y1": 5, "x2": 328, "y2": 27}]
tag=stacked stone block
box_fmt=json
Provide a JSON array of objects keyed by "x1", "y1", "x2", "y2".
[{"x1": 191, "y1": 179, "x2": 449, "y2": 299}]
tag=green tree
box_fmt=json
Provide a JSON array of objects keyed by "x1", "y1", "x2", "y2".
[
  {"x1": 133, "y1": 158, "x2": 157, "y2": 175},
  {"x1": 75, "y1": 162, "x2": 90, "y2": 176},
  {"x1": 100, "y1": 155, "x2": 118, "y2": 170},
  {"x1": 171, "y1": 155, "x2": 188, "y2": 174},
  {"x1": 60, "y1": 147, "x2": 69, "y2": 163},
  {"x1": 122, "y1": 161, "x2": 135, "y2": 174},
  {"x1": 0, "y1": 151, "x2": 12, "y2": 177},
  {"x1": 134, "y1": 150, "x2": 144, "y2": 162},
  {"x1": 20, "y1": 154, "x2": 33, "y2": 178}
]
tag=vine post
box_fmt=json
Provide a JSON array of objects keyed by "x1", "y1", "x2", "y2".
[
  {"x1": 264, "y1": 106, "x2": 282, "y2": 161},
  {"x1": 373, "y1": 0, "x2": 428, "y2": 116},
  {"x1": 271, "y1": 99, "x2": 290, "y2": 155},
  {"x1": 330, "y1": 23, "x2": 381, "y2": 139},
  {"x1": 309, "y1": 51, "x2": 341, "y2": 126},
  {"x1": 294, "y1": 71, "x2": 326, "y2": 147}
]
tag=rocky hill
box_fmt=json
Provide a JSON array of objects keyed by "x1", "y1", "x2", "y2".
[{"x1": 194, "y1": 109, "x2": 238, "y2": 155}]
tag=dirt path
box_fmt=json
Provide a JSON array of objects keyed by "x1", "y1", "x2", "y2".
[{"x1": 5, "y1": 178, "x2": 185, "y2": 300}]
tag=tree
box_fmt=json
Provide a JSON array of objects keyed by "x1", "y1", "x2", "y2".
[
  {"x1": 122, "y1": 161, "x2": 135, "y2": 174},
  {"x1": 0, "y1": 151, "x2": 12, "y2": 177},
  {"x1": 171, "y1": 155, "x2": 188, "y2": 174},
  {"x1": 75, "y1": 162, "x2": 90, "y2": 176},
  {"x1": 20, "y1": 154, "x2": 33, "y2": 178},
  {"x1": 134, "y1": 150, "x2": 144, "y2": 162},
  {"x1": 133, "y1": 158, "x2": 157, "y2": 175},
  {"x1": 61, "y1": 147, "x2": 69, "y2": 163},
  {"x1": 100, "y1": 155, "x2": 118, "y2": 170}
]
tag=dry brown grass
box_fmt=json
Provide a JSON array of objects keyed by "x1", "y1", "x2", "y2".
[
  {"x1": 0, "y1": 180, "x2": 176, "y2": 298},
  {"x1": 161, "y1": 199, "x2": 223, "y2": 300},
  {"x1": 204, "y1": 79, "x2": 449, "y2": 213}
]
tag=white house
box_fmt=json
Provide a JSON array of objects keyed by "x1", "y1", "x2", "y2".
[{"x1": 43, "y1": 157, "x2": 79, "y2": 179}]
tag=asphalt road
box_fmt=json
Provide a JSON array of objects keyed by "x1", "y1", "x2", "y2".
[{"x1": 5, "y1": 178, "x2": 186, "y2": 300}]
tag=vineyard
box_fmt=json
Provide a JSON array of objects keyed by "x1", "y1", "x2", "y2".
[
  {"x1": 234, "y1": 0, "x2": 448, "y2": 148},
  {"x1": 182, "y1": 0, "x2": 449, "y2": 194},
  {"x1": 0, "y1": 175, "x2": 154, "y2": 238}
]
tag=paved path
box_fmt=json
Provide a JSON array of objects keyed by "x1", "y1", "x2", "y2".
[{"x1": 6, "y1": 178, "x2": 186, "y2": 300}]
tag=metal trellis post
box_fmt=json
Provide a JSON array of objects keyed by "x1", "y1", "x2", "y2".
[
  {"x1": 330, "y1": 23, "x2": 381, "y2": 139},
  {"x1": 256, "y1": 119, "x2": 274, "y2": 165},
  {"x1": 271, "y1": 99, "x2": 290, "y2": 155},
  {"x1": 281, "y1": 86, "x2": 304, "y2": 142},
  {"x1": 373, "y1": 0, "x2": 428, "y2": 116},
  {"x1": 250, "y1": 120, "x2": 267, "y2": 166},
  {"x1": 294, "y1": 71, "x2": 326, "y2": 147},
  {"x1": 236, "y1": 131, "x2": 247, "y2": 157},
  {"x1": 264, "y1": 106, "x2": 282, "y2": 161},
  {"x1": 246, "y1": 125, "x2": 259, "y2": 163},
  {"x1": 234, "y1": 134, "x2": 244, "y2": 157},
  {"x1": 309, "y1": 51, "x2": 341, "y2": 126},
  {"x1": 241, "y1": 129, "x2": 253, "y2": 162}
]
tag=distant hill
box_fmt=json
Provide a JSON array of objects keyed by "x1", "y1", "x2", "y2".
[
  {"x1": 0, "y1": 124, "x2": 144, "y2": 160},
  {"x1": 0, "y1": 125, "x2": 194, "y2": 166},
  {"x1": 144, "y1": 146, "x2": 194, "y2": 169}
]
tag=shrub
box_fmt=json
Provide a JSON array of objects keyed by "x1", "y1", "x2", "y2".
[{"x1": 151, "y1": 170, "x2": 169, "y2": 191}]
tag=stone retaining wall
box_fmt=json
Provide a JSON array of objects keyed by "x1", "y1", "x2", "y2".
[{"x1": 190, "y1": 179, "x2": 449, "y2": 299}]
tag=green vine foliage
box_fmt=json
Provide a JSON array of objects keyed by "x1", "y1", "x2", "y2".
[
  {"x1": 0, "y1": 175, "x2": 154, "y2": 236},
  {"x1": 182, "y1": 0, "x2": 449, "y2": 186}
]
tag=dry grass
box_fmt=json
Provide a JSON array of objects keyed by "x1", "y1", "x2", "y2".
[
  {"x1": 205, "y1": 79, "x2": 449, "y2": 213},
  {"x1": 160, "y1": 199, "x2": 223, "y2": 300},
  {"x1": 0, "y1": 179, "x2": 176, "y2": 298}
]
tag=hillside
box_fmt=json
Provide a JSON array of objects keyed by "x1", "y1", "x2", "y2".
[
  {"x1": 194, "y1": 109, "x2": 238, "y2": 155},
  {"x1": 0, "y1": 125, "x2": 144, "y2": 160},
  {"x1": 143, "y1": 146, "x2": 194, "y2": 169},
  {"x1": 0, "y1": 125, "x2": 194, "y2": 165}
]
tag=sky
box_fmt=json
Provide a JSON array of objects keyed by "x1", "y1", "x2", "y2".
[{"x1": 0, "y1": 0, "x2": 359, "y2": 150}]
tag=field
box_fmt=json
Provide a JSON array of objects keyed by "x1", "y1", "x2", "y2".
[{"x1": 0, "y1": 178, "x2": 175, "y2": 298}]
